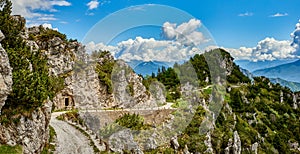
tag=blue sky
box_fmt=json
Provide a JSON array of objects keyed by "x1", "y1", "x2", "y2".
[{"x1": 10, "y1": 0, "x2": 300, "y2": 61}]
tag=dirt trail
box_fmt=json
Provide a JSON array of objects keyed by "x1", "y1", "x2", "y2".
[{"x1": 50, "y1": 112, "x2": 94, "y2": 154}]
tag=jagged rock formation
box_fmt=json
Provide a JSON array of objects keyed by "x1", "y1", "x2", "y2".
[
  {"x1": 112, "y1": 60, "x2": 153, "y2": 108},
  {"x1": 0, "y1": 30, "x2": 12, "y2": 113},
  {"x1": 0, "y1": 25, "x2": 54, "y2": 153},
  {"x1": 70, "y1": 51, "x2": 161, "y2": 109},
  {"x1": 0, "y1": 100, "x2": 53, "y2": 154},
  {"x1": 108, "y1": 129, "x2": 143, "y2": 154}
]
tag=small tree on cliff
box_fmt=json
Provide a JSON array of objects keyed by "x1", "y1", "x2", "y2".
[{"x1": 0, "y1": 0, "x2": 24, "y2": 49}]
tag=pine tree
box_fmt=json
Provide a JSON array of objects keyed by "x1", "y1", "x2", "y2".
[{"x1": 0, "y1": 0, "x2": 24, "y2": 49}]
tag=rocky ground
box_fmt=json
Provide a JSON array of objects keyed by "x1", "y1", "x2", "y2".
[{"x1": 50, "y1": 112, "x2": 94, "y2": 154}]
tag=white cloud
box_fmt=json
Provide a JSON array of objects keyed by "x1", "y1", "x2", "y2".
[
  {"x1": 85, "y1": 19, "x2": 209, "y2": 62},
  {"x1": 50, "y1": 1, "x2": 71, "y2": 6},
  {"x1": 11, "y1": 0, "x2": 71, "y2": 18},
  {"x1": 11, "y1": 0, "x2": 71, "y2": 26},
  {"x1": 86, "y1": 36, "x2": 202, "y2": 63},
  {"x1": 87, "y1": 0, "x2": 99, "y2": 10},
  {"x1": 270, "y1": 13, "x2": 288, "y2": 17},
  {"x1": 37, "y1": 14, "x2": 57, "y2": 21},
  {"x1": 238, "y1": 12, "x2": 254, "y2": 17},
  {"x1": 224, "y1": 37, "x2": 298, "y2": 61},
  {"x1": 86, "y1": 12, "x2": 95, "y2": 16},
  {"x1": 291, "y1": 20, "x2": 300, "y2": 48},
  {"x1": 42, "y1": 23, "x2": 58, "y2": 31},
  {"x1": 162, "y1": 19, "x2": 208, "y2": 46},
  {"x1": 85, "y1": 41, "x2": 118, "y2": 55}
]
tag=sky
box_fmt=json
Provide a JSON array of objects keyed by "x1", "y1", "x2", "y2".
[{"x1": 9, "y1": 0, "x2": 300, "y2": 62}]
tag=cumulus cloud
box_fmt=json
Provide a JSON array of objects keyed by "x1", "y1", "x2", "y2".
[
  {"x1": 11, "y1": 0, "x2": 71, "y2": 18},
  {"x1": 37, "y1": 14, "x2": 57, "y2": 21},
  {"x1": 162, "y1": 19, "x2": 208, "y2": 46},
  {"x1": 238, "y1": 12, "x2": 254, "y2": 17},
  {"x1": 11, "y1": 0, "x2": 71, "y2": 26},
  {"x1": 224, "y1": 37, "x2": 298, "y2": 61},
  {"x1": 86, "y1": 37, "x2": 202, "y2": 62},
  {"x1": 217, "y1": 20, "x2": 300, "y2": 61},
  {"x1": 87, "y1": 0, "x2": 99, "y2": 10},
  {"x1": 291, "y1": 20, "x2": 300, "y2": 49},
  {"x1": 85, "y1": 41, "x2": 118, "y2": 56},
  {"x1": 85, "y1": 19, "x2": 209, "y2": 62},
  {"x1": 270, "y1": 13, "x2": 288, "y2": 17},
  {"x1": 42, "y1": 23, "x2": 58, "y2": 31}
]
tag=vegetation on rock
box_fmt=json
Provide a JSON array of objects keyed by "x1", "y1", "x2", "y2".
[{"x1": 0, "y1": 1, "x2": 64, "y2": 122}]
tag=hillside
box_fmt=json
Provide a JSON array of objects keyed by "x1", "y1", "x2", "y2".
[
  {"x1": 1, "y1": 0, "x2": 300, "y2": 153},
  {"x1": 138, "y1": 49, "x2": 300, "y2": 153},
  {"x1": 235, "y1": 59, "x2": 297, "y2": 72},
  {"x1": 253, "y1": 60, "x2": 300, "y2": 83},
  {"x1": 88, "y1": 49, "x2": 300, "y2": 153},
  {"x1": 269, "y1": 78, "x2": 300, "y2": 92}
]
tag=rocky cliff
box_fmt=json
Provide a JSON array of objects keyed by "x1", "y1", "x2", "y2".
[
  {"x1": 0, "y1": 100, "x2": 53, "y2": 154},
  {"x1": 0, "y1": 28, "x2": 53, "y2": 153},
  {"x1": 0, "y1": 30, "x2": 12, "y2": 113}
]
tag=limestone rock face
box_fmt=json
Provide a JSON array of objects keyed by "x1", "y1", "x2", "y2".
[
  {"x1": 144, "y1": 137, "x2": 157, "y2": 150},
  {"x1": 233, "y1": 131, "x2": 242, "y2": 154},
  {"x1": 72, "y1": 63, "x2": 103, "y2": 109},
  {"x1": 108, "y1": 129, "x2": 143, "y2": 154},
  {"x1": 0, "y1": 100, "x2": 53, "y2": 154},
  {"x1": 0, "y1": 30, "x2": 13, "y2": 113},
  {"x1": 112, "y1": 60, "x2": 151, "y2": 108}
]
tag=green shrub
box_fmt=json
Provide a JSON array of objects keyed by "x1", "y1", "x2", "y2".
[
  {"x1": 116, "y1": 113, "x2": 150, "y2": 130},
  {"x1": 0, "y1": 145, "x2": 22, "y2": 154}
]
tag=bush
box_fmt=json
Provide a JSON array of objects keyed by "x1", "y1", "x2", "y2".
[
  {"x1": 0, "y1": 145, "x2": 22, "y2": 154},
  {"x1": 116, "y1": 113, "x2": 150, "y2": 130}
]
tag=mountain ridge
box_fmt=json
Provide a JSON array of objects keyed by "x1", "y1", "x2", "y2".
[{"x1": 253, "y1": 59, "x2": 300, "y2": 83}]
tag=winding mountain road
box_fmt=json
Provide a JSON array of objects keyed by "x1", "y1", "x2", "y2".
[{"x1": 50, "y1": 112, "x2": 94, "y2": 154}]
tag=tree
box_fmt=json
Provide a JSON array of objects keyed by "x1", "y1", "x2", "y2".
[
  {"x1": 0, "y1": 0, "x2": 64, "y2": 118},
  {"x1": 0, "y1": 0, "x2": 24, "y2": 49}
]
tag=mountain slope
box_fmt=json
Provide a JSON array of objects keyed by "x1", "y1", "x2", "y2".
[
  {"x1": 253, "y1": 60, "x2": 300, "y2": 82},
  {"x1": 132, "y1": 61, "x2": 170, "y2": 76},
  {"x1": 269, "y1": 78, "x2": 300, "y2": 92},
  {"x1": 235, "y1": 59, "x2": 297, "y2": 72}
]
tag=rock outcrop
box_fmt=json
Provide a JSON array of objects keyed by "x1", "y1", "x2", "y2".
[
  {"x1": 112, "y1": 60, "x2": 152, "y2": 108},
  {"x1": 233, "y1": 131, "x2": 242, "y2": 154},
  {"x1": 108, "y1": 129, "x2": 143, "y2": 154},
  {"x1": 0, "y1": 30, "x2": 12, "y2": 113},
  {"x1": 0, "y1": 100, "x2": 53, "y2": 154}
]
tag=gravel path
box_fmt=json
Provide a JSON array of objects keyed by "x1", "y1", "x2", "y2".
[{"x1": 50, "y1": 112, "x2": 94, "y2": 154}]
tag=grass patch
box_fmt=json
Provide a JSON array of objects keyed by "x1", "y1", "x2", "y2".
[
  {"x1": 0, "y1": 145, "x2": 22, "y2": 154},
  {"x1": 41, "y1": 125, "x2": 56, "y2": 154}
]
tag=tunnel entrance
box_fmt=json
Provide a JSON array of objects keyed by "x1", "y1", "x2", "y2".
[{"x1": 65, "y1": 97, "x2": 69, "y2": 107}]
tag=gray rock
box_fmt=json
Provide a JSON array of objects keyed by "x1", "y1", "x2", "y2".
[
  {"x1": 0, "y1": 30, "x2": 4, "y2": 42},
  {"x1": 112, "y1": 60, "x2": 151, "y2": 109},
  {"x1": 108, "y1": 129, "x2": 143, "y2": 154},
  {"x1": 251, "y1": 142, "x2": 259, "y2": 154},
  {"x1": 0, "y1": 100, "x2": 53, "y2": 154},
  {"x1": 233, "y1": 131, "x2": 241, "y2": 154},
  {"x1": 170, "y1": 136, "x2": 179, "y2": 150},
  {"x1": 0, "y1": 31, "x2": 13, "y2": 113},
  {"x1": 144, "y1": 137, "x2": 157, "y2": 150},
  {"x1": 183, "y1": 144, "x2": 190, "y2": 154},
  {"x1": 204, "y1": 131, "x2": 214, "y2": 153}
]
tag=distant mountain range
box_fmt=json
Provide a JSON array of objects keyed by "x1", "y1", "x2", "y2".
[
  {"x1": 269, "y1": 78, "x2": 300, "y2": 92},
  {"x1": 127, "y1": 60, "x2": 171, "y2": 76},
  {"x1": 235, "y1": 59, "x2": 297, "y2": 72},
  {"x1": 252, "y1": 60, "x2": 300, "y2": 83}
]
